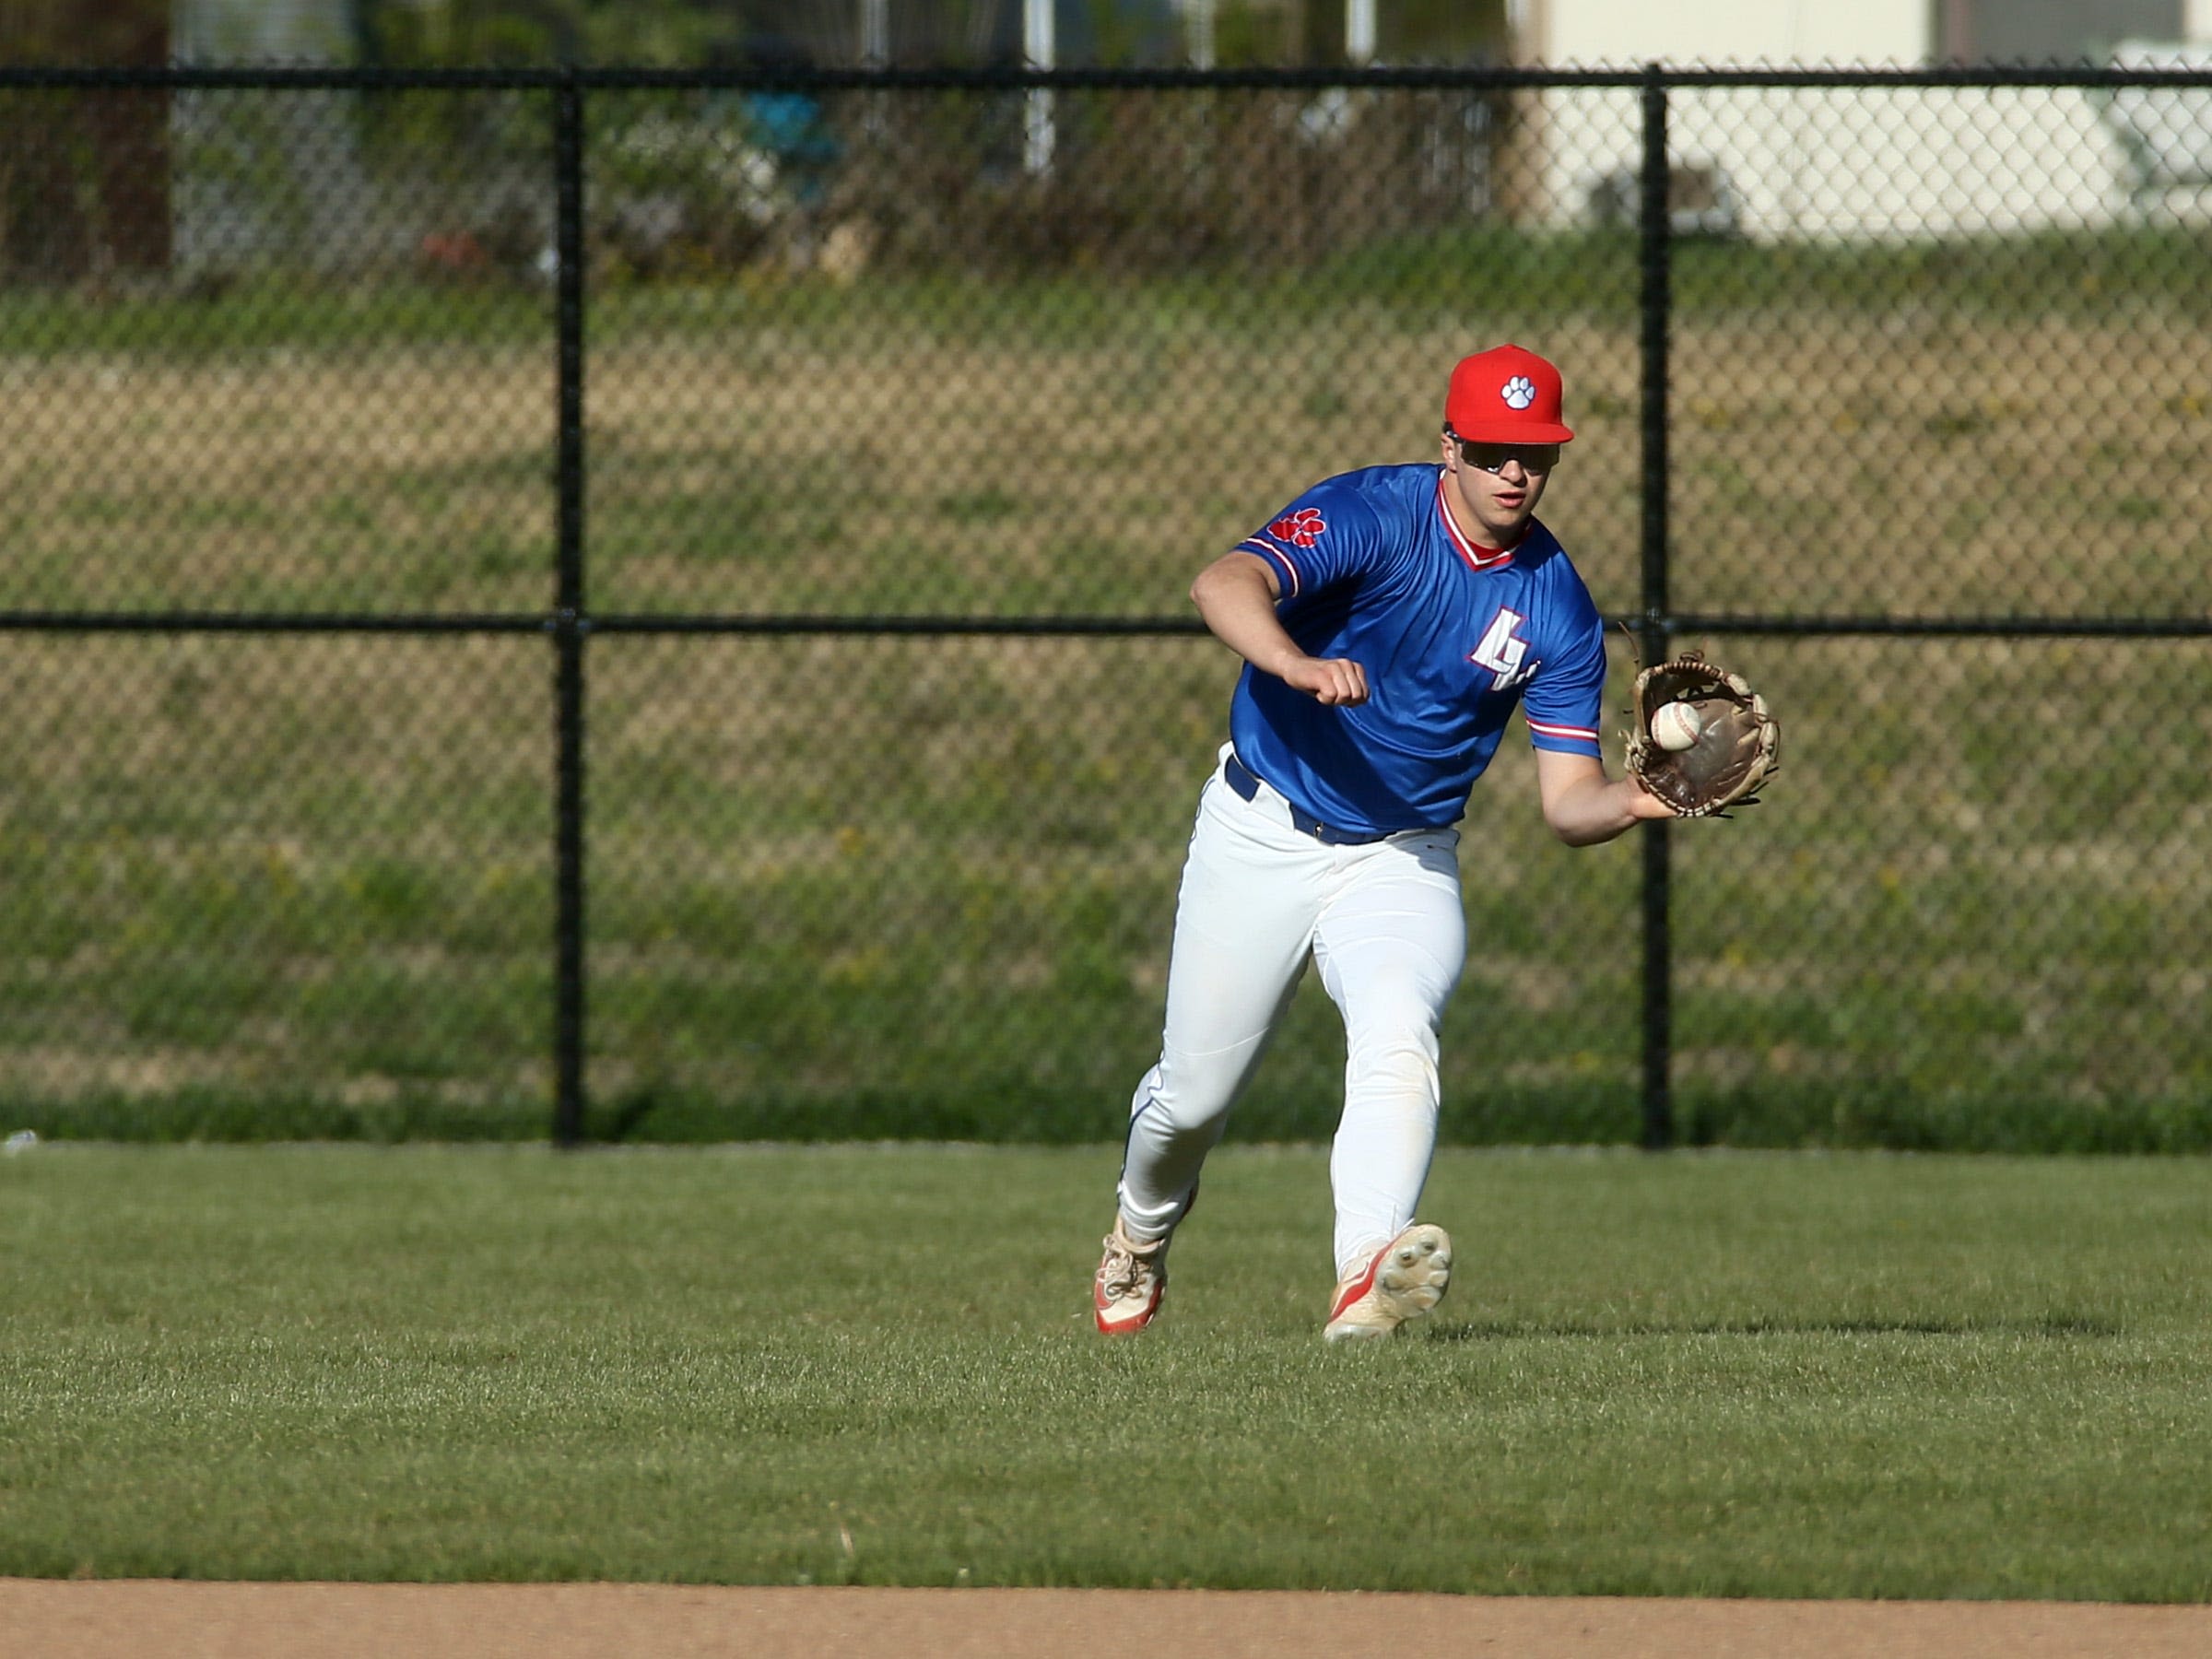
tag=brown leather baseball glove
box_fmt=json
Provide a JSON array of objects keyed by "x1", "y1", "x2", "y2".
[{"x1": 1623, "y1": 650, "x2": 1781, "y2": 818}]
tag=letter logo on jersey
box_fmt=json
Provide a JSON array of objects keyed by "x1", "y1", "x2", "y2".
[
  {"x1": 1266, "y1": 508, "x2": 1327, "y2": 548},
  {"x1": 1470, "y1": 606, "x2": 1539, "y2": 691},
  {"x1": 1501, "y1": 375, "x2": 1536, "y2": 410}
]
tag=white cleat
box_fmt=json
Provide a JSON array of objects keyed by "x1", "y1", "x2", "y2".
[
  {"x1": 1094, "y1": 1221, "x2": 1171, "y2": 1335},
  {"x1": 1324, "y1": 1223, "x2": 1453, "y2": 1342}
]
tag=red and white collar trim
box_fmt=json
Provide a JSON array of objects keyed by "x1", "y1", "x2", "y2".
[{"x1": 1435, "y1": 470, "x2": 1519, "y2": 571}]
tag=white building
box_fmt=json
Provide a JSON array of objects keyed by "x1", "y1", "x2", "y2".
[
  {"x1": 1510, "y1": 0, "x2": 2212, "y2": 239},
  {"x1": 1521, "y1": 0, "x2": 2212, "y2": 69}
]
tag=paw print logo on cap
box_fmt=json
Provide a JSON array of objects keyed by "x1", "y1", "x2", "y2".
[{"x1": 1501, "y1": 375, "x2": 1536, "y2": 410}]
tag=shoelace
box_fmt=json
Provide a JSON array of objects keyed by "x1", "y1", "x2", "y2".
[{"x1": 1099, "y1": 1237, "x2": 1158, "y2": 1300}]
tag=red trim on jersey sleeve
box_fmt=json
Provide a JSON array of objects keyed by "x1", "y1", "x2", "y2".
[
  {"x1": 1524, "y1": 715, "x2": 1602, "y2": 756},
  {"x1": 1237, "y1": 537, "x2": 1302, "y2": 600}
]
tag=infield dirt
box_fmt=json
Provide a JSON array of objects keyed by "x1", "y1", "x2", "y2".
[{"x1": 8, "y1": 1582, "x2": 2212, "y2": 1658}]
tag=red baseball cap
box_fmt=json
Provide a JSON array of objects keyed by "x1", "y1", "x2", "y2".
[{"x1": 1443, "y1": 344, "x2": 1574, "y2": 444}]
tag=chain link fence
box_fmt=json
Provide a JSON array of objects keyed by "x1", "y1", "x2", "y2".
[{"x1": 5, "y1": 65, "x2": 2211, "y2": 1149}]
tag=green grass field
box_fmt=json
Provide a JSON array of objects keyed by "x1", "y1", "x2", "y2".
[{"x1": 3, "y1": 1141, "x2": 2208, "y2": 1597}]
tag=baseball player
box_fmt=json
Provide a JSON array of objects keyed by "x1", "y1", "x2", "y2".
[{"x1": 1094, "y1": 344, "x2": 1676, "y2": 1341}]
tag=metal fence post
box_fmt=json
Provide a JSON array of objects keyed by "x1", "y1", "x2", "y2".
[
  {"x1": 1636, "y1": 64, "x2": 1675, "y2": 1151},
  {"x1": 551, "y1": 71, "x2": 590, "y2": 1147}
]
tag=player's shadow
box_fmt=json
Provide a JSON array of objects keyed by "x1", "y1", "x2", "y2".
[{"x1": 1429, "y1": 1311, "x2": 2122, "y2": 1341}]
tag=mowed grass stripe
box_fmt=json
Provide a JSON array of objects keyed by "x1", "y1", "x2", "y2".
[{"x1": 1, "y1": 1143, "x2": 2206, "y2": 1597}]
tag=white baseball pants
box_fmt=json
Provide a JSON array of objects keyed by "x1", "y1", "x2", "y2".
[{"x1": 1118, "y1": 748, "x2": 1466, "y2": 1278}]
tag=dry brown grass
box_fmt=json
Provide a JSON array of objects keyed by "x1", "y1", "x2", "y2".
[{"x1": 8, "y1": 308, "x2": 2207, "y2": 621}]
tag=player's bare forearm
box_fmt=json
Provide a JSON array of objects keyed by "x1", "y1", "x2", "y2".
[
  {"x1": 1191, "y1": 552, "x2": 1369, "y2": 706},
  {"x1": 1535, "y1": 749, "x2": 1677, "y2": 846}
]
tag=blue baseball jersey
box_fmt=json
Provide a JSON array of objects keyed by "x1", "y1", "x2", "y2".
[{"x1": 1228, "y1": 462, "x2": 1607, "y2": 835}]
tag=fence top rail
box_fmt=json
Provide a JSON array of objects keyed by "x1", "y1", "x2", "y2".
[
  {"x1": 6, "y1": 63, "x2": 2212, "y2": 94},
  {"x1": 9, "y1": 611, "x2": 2212, "y2": 641}
]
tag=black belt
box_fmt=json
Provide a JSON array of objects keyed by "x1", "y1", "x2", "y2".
[{"x1": 1222, "y1": 752, "x2": 1396, "y2": 846}]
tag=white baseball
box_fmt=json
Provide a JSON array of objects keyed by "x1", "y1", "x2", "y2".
[{"x1": 1651, "y1": 702, "x2": 1703, "y2": 751}]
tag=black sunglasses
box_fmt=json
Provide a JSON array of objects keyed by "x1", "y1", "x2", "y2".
[{"x1": 1453, "y1": 437, "x2": 1560, "y2": 475}]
